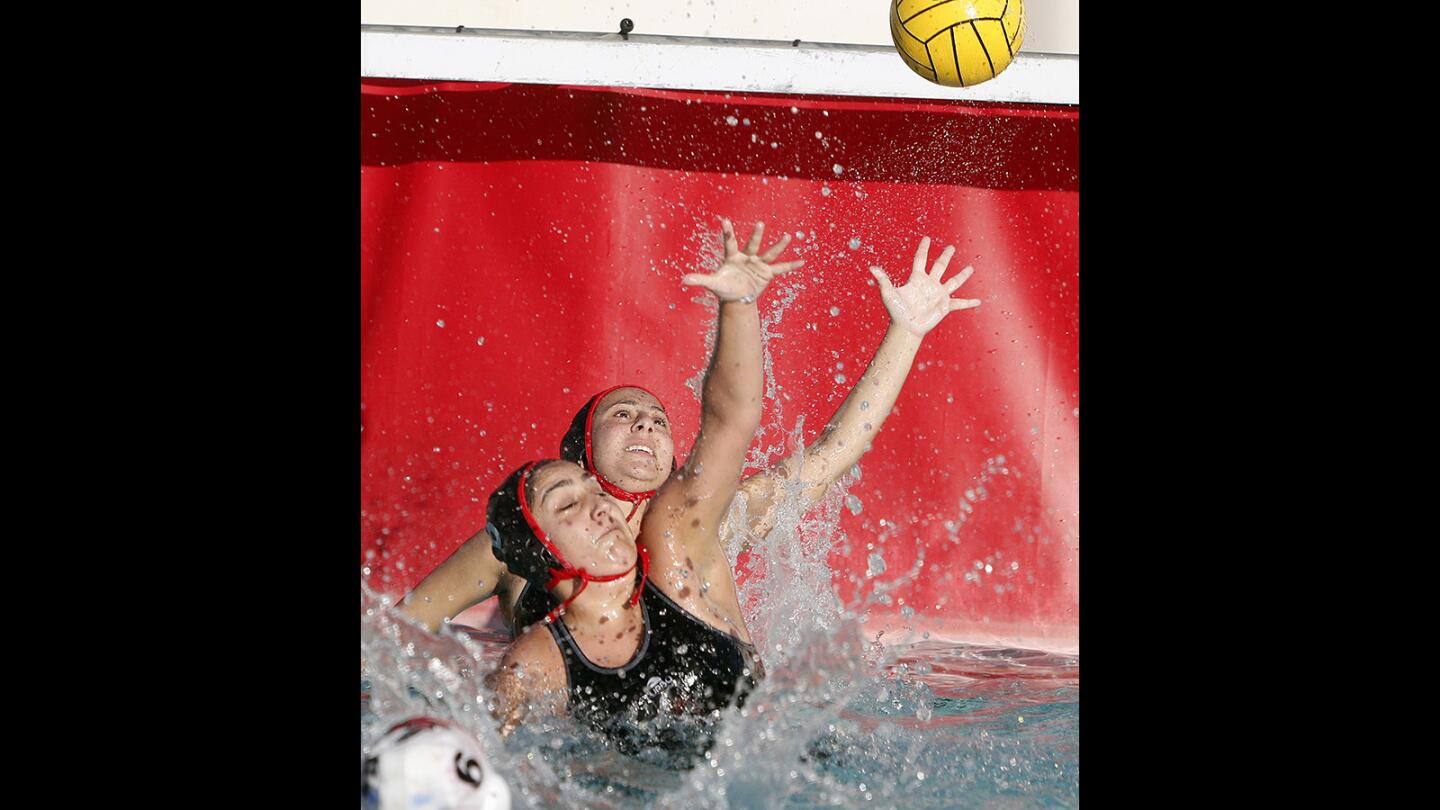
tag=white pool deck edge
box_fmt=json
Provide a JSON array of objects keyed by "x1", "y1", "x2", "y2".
[{"x1": 361, "y1": 25, "x2": 1079, "y2": 106}]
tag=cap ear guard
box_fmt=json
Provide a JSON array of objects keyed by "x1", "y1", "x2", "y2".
[
  {"x1": 486, "y1": 464, "x2": 559, "y2": 587},
  {"x1": 485, "y1": 521, "x2": 503, "y2": 559}
]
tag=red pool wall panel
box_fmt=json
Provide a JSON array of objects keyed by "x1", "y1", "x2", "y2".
[{"x1": 361, "y1": 80, "x2": 1078, "y2": 649}]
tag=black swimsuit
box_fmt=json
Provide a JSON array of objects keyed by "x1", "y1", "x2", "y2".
[{"x1": 545, "y1": 583, "x2": 764, "y2": 756}]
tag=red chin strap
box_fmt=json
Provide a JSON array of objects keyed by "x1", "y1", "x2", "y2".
[
  {"x1": 517, "y1": 461, "x2": 649, "y2": 625},
  {"x1": 584, "y1": 383, "x2": 667, "y2": 521}
]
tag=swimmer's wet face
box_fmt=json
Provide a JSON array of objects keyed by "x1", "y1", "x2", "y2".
[
  {"x1": 527, "y1": 461, "x2": 638, "y2": 577},
  {"x1": 587, "y1": 388, "x2": 675, "y2": 492}
]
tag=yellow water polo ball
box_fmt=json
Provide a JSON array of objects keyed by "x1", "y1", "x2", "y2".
[{"x1": 890, "y1": 0, "x2": 1026, "y2": 88}]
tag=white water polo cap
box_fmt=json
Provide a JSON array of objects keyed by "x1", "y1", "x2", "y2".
[{"x1": 362, "y1": 717, "x2": 511, "y2": 810}]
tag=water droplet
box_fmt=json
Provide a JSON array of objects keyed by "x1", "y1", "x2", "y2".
[
  {"x1": 845, "y1": 494, "x2": 863, "y2": 515},
  {"x1": 860, "y1": 400, "x2": 870, "y2": 411},
  {"x1": 832, "y1": 163, "x2": 844, "y2": 175},
  {"x1": 820, "y1": 186, "x2": 832, "y2": 197},
  {"x1": 725, "y1": 116, "x2": 738, "y2": 126},
  {"x1": 848, "y1": 237, "x2": 861, "y2": 250},
  {"x1": 435, "y1": 319, "x2": 445, "y2": 328},
  {"x1": 834, "y1": 373, "x2": 847, "y2": 384},
  {"x1": 475, "y1": 336, "x2": 485, "y2": 346}
]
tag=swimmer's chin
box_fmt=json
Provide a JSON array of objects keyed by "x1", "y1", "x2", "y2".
[
  {"x1": 622, "y1": 459, "x2": 667, "y2": 485},
  {"x1": 599, "y1": 534, "x2": 636, "y2": 565}
]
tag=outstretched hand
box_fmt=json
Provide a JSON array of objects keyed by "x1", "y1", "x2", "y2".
[
  {"x1": 683, "y1": 219, "x2": 804, "y2": 302},
  {"x1": 869, "y1": 237, "x2": 981, "y2": 337}
]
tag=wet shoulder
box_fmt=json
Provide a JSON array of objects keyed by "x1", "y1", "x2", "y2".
[{"x1": 493, "y1": 621, "x2": 567, "y2": 695}]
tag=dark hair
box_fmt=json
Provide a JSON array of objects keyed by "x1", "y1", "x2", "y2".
[
  {"x1": 486, "y1": 460, "x2": 566, "y2": 587},
  {"x1": 559, "y1": 393, "x2": 602, "y2": 465}
]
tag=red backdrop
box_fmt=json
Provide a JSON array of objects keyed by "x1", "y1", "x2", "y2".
[{"x1": 360, "y1": 79, "x2": 1078, "y2": 649}]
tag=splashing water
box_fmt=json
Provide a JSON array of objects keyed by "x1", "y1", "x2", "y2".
[
  {"x1": 362, "y1": 436, "x2": 1077, "y2": 807},
  {"x1": 361, "y1": 227, "x2": 1077, "y2": 808}
]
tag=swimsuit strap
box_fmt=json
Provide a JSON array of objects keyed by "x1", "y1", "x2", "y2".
[
  {"x1": 545, "y1": 594, "x2": 652, "y2": 676},
  {"x1": 645, "y1": 581, "x2": 757, "y2": 652}
]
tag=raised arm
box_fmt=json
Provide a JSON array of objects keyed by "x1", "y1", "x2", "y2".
[
  {"x1": 738, "y1": 236, "x2": 981, "y2": 537},
  {"x1": 399, "y1": 529, "x2": 509, "y2": 633},
  {"x1": 659, "y1": 220, "x2": 801, "y2": 534}
]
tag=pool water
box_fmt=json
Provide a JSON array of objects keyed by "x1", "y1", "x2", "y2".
[
  {"x1": 361, "y1": 590, "x2": 1077, "y2": 809},
  {"x1": 364, "y1": 404, "x2": 1075, "y2": 809}
]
